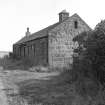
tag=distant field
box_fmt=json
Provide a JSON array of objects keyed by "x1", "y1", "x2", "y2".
[{"x1": 0, "y1": 51, "x2": 9, "y2": 58}]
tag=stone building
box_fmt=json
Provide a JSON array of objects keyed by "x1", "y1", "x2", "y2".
[{"x1": 13, "y1": 10, "x2": 91, "y2": 68}]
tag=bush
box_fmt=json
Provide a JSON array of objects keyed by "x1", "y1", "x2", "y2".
[{"x1": 71, "y1": 20, "x2": 105, "y2": 100}]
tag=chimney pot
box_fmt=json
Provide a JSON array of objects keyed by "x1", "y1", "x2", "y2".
[
  {"x1": 59, "y1": 10, "x2": 69, "y2": 22},
  {"x1": 27, "y1": 27, "x2": 29, "y2": 32},
  {"x1": 26, "y1": 27, "x2": 30, "y2": 37}
]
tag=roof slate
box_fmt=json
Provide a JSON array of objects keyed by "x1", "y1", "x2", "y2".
[{"x1": 15, "y1": 22, "x2": 60, "y2": 45}]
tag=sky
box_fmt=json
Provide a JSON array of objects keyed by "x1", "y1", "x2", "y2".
[{"x1": 0, "y1": 0, "x2": 105, "y2": 52}]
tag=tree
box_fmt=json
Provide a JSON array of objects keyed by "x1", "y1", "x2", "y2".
[{"x1": 73, "y1": 20, "x2": 105, "y2": 85}]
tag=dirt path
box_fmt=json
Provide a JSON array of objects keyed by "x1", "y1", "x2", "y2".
[{"x1": 0, "y1": 71, "x2": 8, "y2": 105}]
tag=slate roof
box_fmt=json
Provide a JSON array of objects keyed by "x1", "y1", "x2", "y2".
[
  {"x1": 15, "y1": 13, "x2": 91, "y2": 45},
  {"x1": 15, "y1": 22, "x2": 60, "y2": 45}
]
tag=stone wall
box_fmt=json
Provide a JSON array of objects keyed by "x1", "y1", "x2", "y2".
[
  {"x1": 48, "y1": 14, "x2": 91, "y2": 68},
  {"x1": 13, "y1": 36, "x2": 48, "y2": 66}
]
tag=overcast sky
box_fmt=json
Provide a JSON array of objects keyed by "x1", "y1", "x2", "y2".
[{"x1": 0, "y1": 0, "x2": 105, "y2": 51}]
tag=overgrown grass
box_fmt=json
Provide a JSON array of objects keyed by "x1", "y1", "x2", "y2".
[
  {"x1": 17, "y1": 67, "x2": 105, "y2": 105},
  {"x1": 0, "y1": 56, "x2": 105, "y2": 104},
  {"x1": 0, "y1": 56, "x2": 34, "y2": 70},
  {"x1": 18, "y1": 70, "x2": 76, "y2": 105}
]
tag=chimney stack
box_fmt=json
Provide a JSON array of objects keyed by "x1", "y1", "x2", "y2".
[
  {"x1": 26, "y1": 27, "x2": 30, "y2": 37},
  {"x1": 59, "y1": 10, "x2": 69, "y2": 22}
]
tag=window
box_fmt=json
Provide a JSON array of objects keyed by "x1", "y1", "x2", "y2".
[
  {"x1": 28, "y1": 46, "x2": 29, "y2": 56},
  {"x1": 34, "y1": 44, "x2": 36, "y2": 56},
  {"x1": 19, "y1": 47, "x2": 21, "y2": 56},
  {"x1": 23, "y1": 47, "x2": 25, "y2": 57},
  {"x1": 31, "y1": 45, "x2": 33, "y2": 50},
  {"x1": 74, "y1": 21, "x2": 78, "y2": 29}
]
